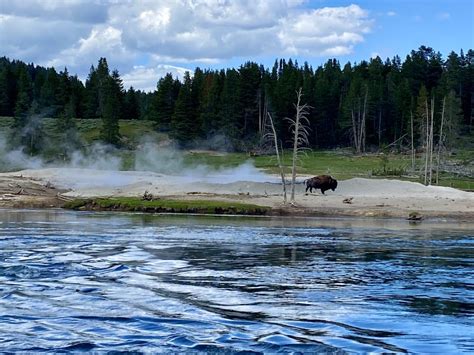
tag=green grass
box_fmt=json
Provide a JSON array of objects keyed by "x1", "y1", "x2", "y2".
[
  {"x1": 64, "y1": 197, "x2": 270, "y2": 215},
  {"x1": 185, "y1": 150, "x2": 474, "y2": 190},
  {"x1": 1, "y1": 116, "x2": 472, "y2": 190},
  {"x1": 0, "y1": 117, "x2": 162, "y2": 146}
]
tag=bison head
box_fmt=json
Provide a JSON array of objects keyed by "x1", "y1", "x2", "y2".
[{"x1": 330, "y1": 178, "x2": 338, "y2": 191}]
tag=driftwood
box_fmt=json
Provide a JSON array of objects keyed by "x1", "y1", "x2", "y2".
[{"x1": 142, "y1": 190, "x2": 154, "y2": 201}]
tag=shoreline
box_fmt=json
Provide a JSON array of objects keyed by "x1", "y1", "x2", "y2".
[
  {"x1": 2, "y1": 208, "x2": 474, "y2": 234},
  {"x1": 0, "y1": 168, "x2": 473, "y2": 221},
  {"x1": 1, "y1": 196, "x2": 473, "y2": 222}
]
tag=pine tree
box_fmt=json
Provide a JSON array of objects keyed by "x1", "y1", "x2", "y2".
[
  {"x1": 443, "y1": 90, "x2": 463, "y2": 149},
  {"x1": 100, "y1": 70, "x2": 122, "y2": 146},
  {"x1": 123, "y1": 87, "x2": 140, "y2": 120},
  {"x1": 152, "y1": 73, "x2": 180, "y2": 129},
  {"x1": 239, "y1": 62, "x2": 262, "y2": 138},
  {"x1": 415, "y1": 85, "x2": 429, "y2": 149},
  {"x1": 56, "y1": 97, "x2": 80, "y2": 159},
  {"x1": 170, "y1": 72, "x2": 195, "y2": 146},
  {"x1": 200, "y1": 72, "x2": 222, "y2": 137},
  {"x1": 219, "y1": 69, "x2": 243, "y2": 145},
  {"x1": 39, "y1": 67, "x2": 59, "y2": 114},
  {"x1": 56, "y1": 68, "x2": 71, "y2": 112},
  {"x1": 84, "y1": 65, "x2": 100, "y2": 118},
  {"x1": 0, "y1": 66, "x2": 13, "y2": 116}
]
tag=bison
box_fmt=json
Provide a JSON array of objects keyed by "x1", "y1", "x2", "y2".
[{"x1": 305, "y1": 175, "x2": 338, "y2": 194}]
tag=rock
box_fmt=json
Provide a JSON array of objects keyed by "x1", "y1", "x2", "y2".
[{"x1": 407, "y1": 211, "x2": 423, "y2": 221}]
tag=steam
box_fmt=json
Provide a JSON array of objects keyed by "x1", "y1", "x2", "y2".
[
  {"x1": 0, "y1": 133, "x2": 274, "y2": 187},
  {"x1": 134, "y1": 140, "x2": 271, "y2": 183},
  {"x1": 69, "y1": 143, "x2": 122, "y2": 171},
  {"x1": 134, "y1": 142, "x2": 185, "y2": 174},
  {"x1": 0, "y1": 133, "x2": 45, "y2": 170},
  {"x1": 0, "y1": 133, "x2": 121, "y2": 171}
]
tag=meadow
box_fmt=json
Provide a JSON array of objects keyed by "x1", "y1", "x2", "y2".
[{"x1": 0, "y1": 117, "x2": 472, "y2": 190}]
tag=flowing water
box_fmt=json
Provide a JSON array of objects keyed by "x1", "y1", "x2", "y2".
[{"x1": 0, "y1": 210, "x2": 472, "y2": 353}]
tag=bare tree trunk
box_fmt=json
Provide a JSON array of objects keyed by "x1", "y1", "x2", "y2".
[
  {"x1": 378, "y1": 109, "x2": 382, "y2": 149},
  {"x1": 361, "y1": 87, "x2": 368, "y2": 153},
  {"x1": 267, "y1": 112, "x2": 287, "y2": 203},
  {"x1": 411, "y1": 111, "x2": 415, "y2": 172},
  {"x1": 263, "y1": 97, "x2": 268, "y2": 132},
  {"x1": 378, "y1": 108, "x2": 382, "y2": 150},
  {"x1": 290, "y1": 91, "x2": 302, "y2": 202},
  {"x1": 351, "y1": 109, "x2": 358, "y2": 153},
  {"x1": 436, "y1": 96, "x2": 446, "y2": 185},
  {"x1": 428, "y1": 97, "x2": 435, "y2": 185},
  {"x1": 424, "y1": 99, "x2": 429, "y2": 185},
  {"x1": 258, "y1": 89, "x2": 262, "y2": 135},
  {"x1": 357, "y1": 99, "x2": 362, "y2": 153},
  {"x1": 287, "y1": 88, "x2": 311, "y2": 203}
]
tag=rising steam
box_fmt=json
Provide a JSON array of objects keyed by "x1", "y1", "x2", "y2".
[{"x1": 0, "y1": 133, "x2": 274, "y2": 189}]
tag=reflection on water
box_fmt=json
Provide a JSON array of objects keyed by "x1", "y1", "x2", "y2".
[{"x1": 0, "y1": 210, "x2": 473, "y2": 353}]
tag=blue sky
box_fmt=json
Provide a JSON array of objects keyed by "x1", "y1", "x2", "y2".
[
  {"x1": 222, "y1": 0, "x2": 474, "y2": 69},
  {"x1": 1, "y1": 0, "x2": 472, "y2": 91}
]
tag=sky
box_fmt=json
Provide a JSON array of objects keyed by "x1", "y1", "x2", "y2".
[{"x1": 1, "y1": 0, "x2": 473, "y2": 92}]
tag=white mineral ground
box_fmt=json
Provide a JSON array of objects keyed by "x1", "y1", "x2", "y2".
[{"x1": 0, "y1": 167, "x2": 473, "y2": 220}]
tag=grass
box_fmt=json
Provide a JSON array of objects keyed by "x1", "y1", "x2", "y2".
[
  {"x1": 1, "y1": 116, "x2": 472, "y2": 190},
  {"x1": 64, "y1": 197, "x2": 270, "y2": 215},
  {"x1": 185, "y1": 150, "x2": 474, "y2": 190},
  {"x1": 0, "y1": 117, "x2": 161, "y2": 146}
]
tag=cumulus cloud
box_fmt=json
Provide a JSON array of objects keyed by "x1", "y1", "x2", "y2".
[
  {"x1": 113, "y1": 1, "x2": 371, "y2": 60},
  {"x1": 46, "y1": 25, "x2": 135, "y2": 71},
  {"x1": 1, "y1": 0, "x2": 373, "y2": 90},
  {"x1": 0, "y1": 0, "x2": 108, "y2": 23},
  {"x1": 0, "y1": 14, "x2": 91, "y2": 64},
  {"x1": 278, "y1": 4, "x2": 372, "y2": 56},
  {"x1": 122, "y1": 65, "x2": 192, "y2": 92}
]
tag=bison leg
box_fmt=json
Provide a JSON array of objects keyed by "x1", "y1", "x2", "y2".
[
  {"x1": 321, "y1": 188, "x2": 326, "y2": 195},
  {"x1": 305, "y1": 185, "x2": 310, "y2": 193}
]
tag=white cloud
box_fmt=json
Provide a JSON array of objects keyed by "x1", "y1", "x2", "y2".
[
  {"x1": 0, "y1": 0, "x2": 108, "y2": 23},
  {"x1": 46, "y1": 25, "x2": 135, "y2": 73},
  {"x1": 1, "y1": 0, "x2": 374, "y2": 90},
  {"x1": 112, "y1": 1, "x2": 372, "y2": 60},
  {"x1": 387, "y1": 11, "x2": 396, "y2": 16},
  {"x1": 122, "y1": 65, "x2": 192, "y2": 92},
  {"x1": 0, "y1": 13, "x2": 91, "y2": 64},
  {"x1": 278, "y1": 4, "x2": 372, "y2": 56}
]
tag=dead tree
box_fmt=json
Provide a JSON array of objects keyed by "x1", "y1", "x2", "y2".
[
  {"x1": 351, "y1": 86, "x2": 368, "y2": 154},
  {"x1": 411, "y1": 111, "x2": 415, "y2": 172},
  {"x1": 264, "y1": 112, "x2": 287, "y2": 203},
  {"x1": 428, "y1": 97, "x2": 435, "y2": 184},
  {"x1": 423, "y1": 97, "x2": 435, "y2": 185},
  {"x1": 287, "y1": 88, "x2": 311, "y2": 203},
  {"x1": 423, "y1": 98, "x2": 430, "y2": 185},
  {"x1": 436, "y1": 96, "x2": 446, "y2": 185}
]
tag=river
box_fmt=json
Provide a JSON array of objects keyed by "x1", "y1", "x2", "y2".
[{"x1": 0, "y1": 210, "x2": 472, "y2": 353}]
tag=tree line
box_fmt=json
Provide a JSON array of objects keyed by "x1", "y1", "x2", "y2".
[{"x1": 0, "y1": 46, "x2": 472, "y2": 153}]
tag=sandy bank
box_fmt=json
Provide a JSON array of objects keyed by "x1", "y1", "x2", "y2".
[{"x1": 1, "y1": 168, "x2": 473, "y2": 219}]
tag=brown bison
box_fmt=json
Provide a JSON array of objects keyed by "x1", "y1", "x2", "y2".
[{"x1": 305, "y1": 175, "x2": 338, "y2": 194}]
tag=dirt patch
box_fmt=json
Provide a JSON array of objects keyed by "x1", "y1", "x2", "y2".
[
  {"x1": 1, "y1": 168, "x2": 473, "y2": 220},
  {"x1": 0, "y1": 174, "x2": 69, "y2": 208}
]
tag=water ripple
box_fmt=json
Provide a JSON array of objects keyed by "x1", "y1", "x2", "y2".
[{"x1": 0, "y1": 210, "x2": 473, "y2": 352}]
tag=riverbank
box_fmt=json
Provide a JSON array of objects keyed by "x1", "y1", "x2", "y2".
[{"x1": 1, "y1": 168, "x2": 473, "y2": 220}]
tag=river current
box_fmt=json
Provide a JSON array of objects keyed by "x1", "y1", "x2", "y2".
[{"x1": 0, "y1": 210, "x2": 472, "y2": 353}]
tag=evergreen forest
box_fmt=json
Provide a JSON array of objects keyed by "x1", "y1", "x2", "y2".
[{"x1": 0, "y1": 46, "x2": 472, "y2": 154}]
